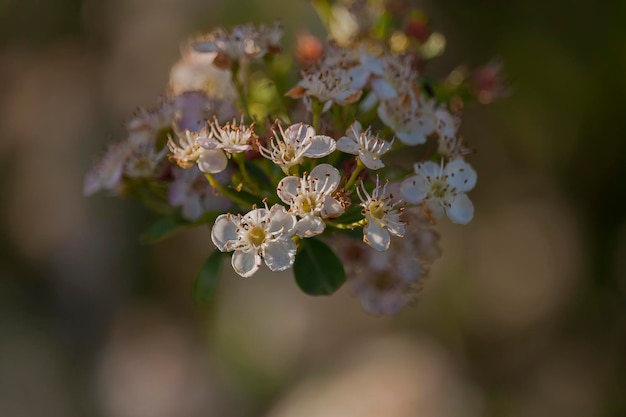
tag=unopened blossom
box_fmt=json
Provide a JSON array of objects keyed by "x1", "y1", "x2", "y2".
[
  {"x1": 357, "y1": 178, "x2": 405, "y2": 251},
  {"x1": 211, "y1": 204, "x2": 297, "y2": 277},
  {"x1": 259, "y1": 123, "x2": 335, "y2": 173},
  {"x1": 378, "y1": 93, "x2": 437, "y2": 145},
  {"x1": 167, "y1": 129, "x2": 227, "y2": 174},
  {"x1": 199, "y1": 115, "x2": 255, "y2": 155},
  {"x1": 285, "y1": 64, "x2": 362, "y2": 113},
  {"x1": 471, "y1": 60, "x2": 509, "y2": 104},
  {"x1": 169, "y1": 166, "x2": 231, "y2": 221},
  {"x1": 277, "y1": 164, "x2": 345, "y2": 237},
  {"x1": 400, "y1": 159, "x2": 477, "y2": 224},
  {"x1": 336, "y1": 121, "x2": 392, "y2": 170}
]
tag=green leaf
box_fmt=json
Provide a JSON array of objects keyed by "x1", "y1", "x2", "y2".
[
  {"x1": 294, "y1": 238, "x2": 346, "y2": 296},
  {"x1": 140, "y1": 211, "x2": 186, "y2": 244},
  {"x1": 194, "y1": 250, "x2": 224, "y2": 302}
]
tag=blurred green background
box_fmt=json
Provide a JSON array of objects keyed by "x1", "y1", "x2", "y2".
[{"x1": 1, "y1": 0, "x2": 625, "y2": 416}]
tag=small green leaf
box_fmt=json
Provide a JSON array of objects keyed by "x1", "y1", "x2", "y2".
[
  {"x1": 140, "y1": 211, "x2": 186, "y2": 244},
  {"x1": 194, "y1": 250, "x2": 224, "y2": 302},
  {"x1": 294, "y1": 238, "x2": 346, "y2": 296}
]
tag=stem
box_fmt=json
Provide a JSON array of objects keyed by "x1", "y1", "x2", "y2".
[
  {"x1": 344, "y1": 158, "x2": 365, "y2": 191},
  {"x1": 311, "y1": 99, "x2": 322, "y2": 132},
  {"x1": 233, "y1": 153, "x2": 256, "y2": 192},
  {"x1": 325, "y1": 218, "x2": 366, "y2": 230},
  {"x1": 204, "y1": 173, "x2": 251, "y2": 208},
  {"x1": 288, "y1": 164, "x2": 300, "y2": 177},
  {"x1": 233, "y1": 61, "x2": 251, "y2": 119}
]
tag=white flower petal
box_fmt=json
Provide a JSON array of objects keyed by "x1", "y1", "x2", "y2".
[
  {"x1": 321, "y1": 196, "x2": 345, "y2": 218},
  {"x1": 263, "y1": 239, "x2": 297, "y2": 271},
  {"x1": 400, "y1": 175, "x2": 428, "y2": 203},
  {"x1": 385, "y1": 219, "x2": 405, "y2": 237},
  {"x1": 198, "y1": 137, "x2": 222, "y2": 150},
  {"x1": 303, "y1": 135, "x2": 336, "y2": 158},
  {"x1": 310, "y1": 164, "x2": 340, "y2": 194},
  {"x1": 286, "y1": 123, "x2": 315, "y2": 143},
  {"x1": 446, "y1": 193, "x2": 474, "y2": 224},
  {"x1": 336, "y1": 136, "x2": 359, "y2": 154},
  {"x1": 295, "y1": 215, "x2": 326, "y2": 237},
  {"x1": 182, "y1": 195, "x2": 203, "y2": 220},
  {"x1": 396, "y1": 128, "x2": 427, "y2": 146},
  {"x1": 243, "y1": 208, "x2": 268, "y2": 225},
  {"x1": 267, "y1": 205, "x2": 297, "y2": 235},
  {"x1": 211, "y1": 214, "x2": 240, "y2": 251},
  {"x1": 363, "y1": 221, "x2": 391, "y2": 251},
  {"x1": 425, "y1": 199, "x2": 445, "y2": 218},
  {"x1": 359, "y1": 152, "x2": 385, "y2": 170},
  {"x1": 277, "y1": 176, "x2": 300, "y2": 204},
  {"x1": 415, "y1": 161, "x2": 441, "y2": 178},
  {"x1": 371, "y1": 78, "x2": 397, "y2": 100},
  {"x1": 197, "y1": 149, "x2": 228, "y2": 173},
  {"x1": 232, "y1": 250, "x2": 261, "y2": 277},
  {"x1": 445, "y1": 159, "x2": 477, "y2": 192}
]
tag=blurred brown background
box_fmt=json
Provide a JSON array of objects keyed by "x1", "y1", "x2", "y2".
[{"x1": 1, "y1": 0, "x2": 625, "y2": 416}]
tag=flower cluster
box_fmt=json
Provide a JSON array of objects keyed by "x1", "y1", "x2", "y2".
[{"x1": 85, "y1": 1, "x2": 506, "y2": 315}]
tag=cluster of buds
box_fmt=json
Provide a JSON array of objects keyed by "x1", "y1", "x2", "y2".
[{"x1": 85, "y1": 0, "x2": 506, "y2": 315}]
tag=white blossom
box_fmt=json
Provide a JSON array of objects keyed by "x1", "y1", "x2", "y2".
[
  {"x1": 167, "y1": 129, "x2": 228, "y2": 174},
  {"x1": 363, "y1": 54, "x2": 419, "y2": 101},
  {"x1": 83, "y1": 141, "x2": 132, "y2": 196},
  {"x1": 211, "y1": 204, "x2": 298, "y2": 277},
  {"x1": 199, "y1": 115, "x2": 255, "y2": 155},
  {"x1": 333, "y1": 208, "x2": 441, "y2": 315},
  {"x1": 400, "y1": 159, "x2": 477, "y2": 224},
  {"x1": 377, "y1": 93, "x2": 437, "y2": 145},
  {"x1": 277, "y1": 164, "x2": 345, "y2": 237},
  {"x1": 435, "y1": 108, "x2": 470, "y2": 159},
  {"x1": 259, "y1": 123, "x2": 335, "y2": 173},
  {"x1": 285, "y1": 64, "x2": 362, "y2": 112},
  {"x1": 169, "y1": 167, "x2": 231, "y2": 220},
  {"x1": 169, "y1": 46, "x2": 237, "y2": 99},
  {"x1": 336, "y1": 121, "x2": 392, "y2": 170},
  {"x1": 357, "y1": 178, "x2": 405, "y2": 251},
  {"x1": 123, "y1": 139, "x2": 168, "y2": 179}
]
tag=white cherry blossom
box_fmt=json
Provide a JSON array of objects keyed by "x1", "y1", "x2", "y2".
[
  {"x1": 336, "y1": 121, "x2": 392, "y2": 170},
  {"x1": 259, "y1": 123, "x2": 335, "y2": 173},
  {"x1": 277, "y1": 164, "x2": 345, "y2": 237},
  {"x1": 211, "y1": 204, "x2": 298, "y2": 277},
  {"x1": 400, "y1": 159, "x2": 477, "y2": 224},
  {"x1": 357, "y1": 178, "x2": 405, "y2": 251}
]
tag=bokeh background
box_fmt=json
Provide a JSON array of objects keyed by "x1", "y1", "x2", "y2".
[{"x1": 1, "y1": 0, "x2": 626, "y2": 416}]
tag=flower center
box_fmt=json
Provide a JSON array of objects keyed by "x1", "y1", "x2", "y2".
[
  {"x1": 298, "y1": 193, "x2": 319, "y2": 213},
  {"x1": 368, "y1": 200, "x2": 386, "y2": 219},
  {"x1": 430, "y1": 180, "x2": 448, "y2": 199},
  {"x1": 248, "y1": 226, "x2": 266, "y2": 246}
]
